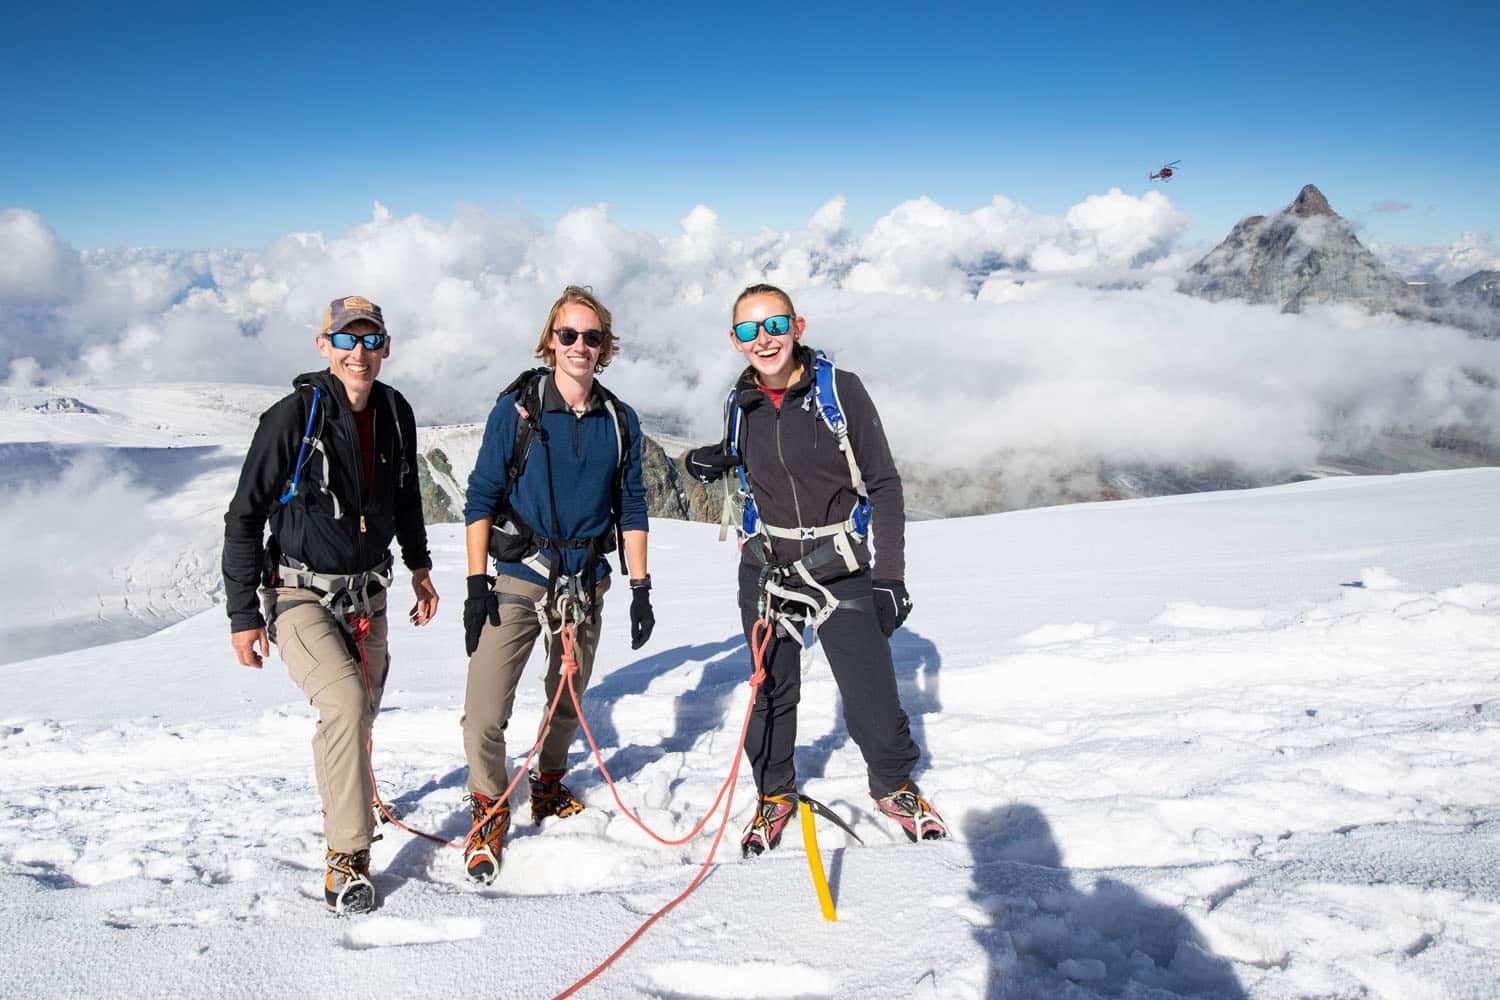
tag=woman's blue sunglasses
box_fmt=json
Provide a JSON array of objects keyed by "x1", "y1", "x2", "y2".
[
  {"x1": 732, "y1": 315, "x2": 792, "y2": 342},
  {"x1": 324, "y1": 331, "x2": 388, "y2": 351}
]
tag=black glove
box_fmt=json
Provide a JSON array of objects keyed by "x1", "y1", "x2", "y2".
[
  {"x1": 629, "y1": 583, "x2": 656, "y2": 650},
  {"x1": 463, "y1": 574, "x2": 500, "y2": 657},
  {"x1": 872, "y1": 579, "x2": 912, "y2": 637},
  {"x1": 685, "y1": 443, "x2": 742, "y2": 483}
]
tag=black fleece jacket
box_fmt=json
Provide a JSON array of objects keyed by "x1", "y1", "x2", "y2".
[
  {"x1": 221, "y1": 370, "x2": 431, "y2": 632},
  {"x1": 730, "y1": 345, "x2": 906, "y2": 580}
]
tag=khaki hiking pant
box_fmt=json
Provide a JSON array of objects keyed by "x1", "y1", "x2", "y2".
[
  {"x1": 271, "y1": 586, "x2": 389, "y2": 854},
  {"x1": 461, "y1": 574, "x2": 610, "y2": 799}
]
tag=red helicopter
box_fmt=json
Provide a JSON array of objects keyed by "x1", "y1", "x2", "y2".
[{"x1": 1149, "y1": 159, "x2": 1181, "y2": 182}]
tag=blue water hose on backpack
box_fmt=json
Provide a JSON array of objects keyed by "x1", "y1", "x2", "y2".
[{"x1": 278, "y1": 386, "x2": 321, "y2": 505}]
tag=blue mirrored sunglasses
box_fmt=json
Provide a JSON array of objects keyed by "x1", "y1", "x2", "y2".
[
  {"x1": 732, "y1": 314, "x2": 792, "y2": 343},
  {"x1": 324, "y1": 331, "x2": 388, "y2": 351}
]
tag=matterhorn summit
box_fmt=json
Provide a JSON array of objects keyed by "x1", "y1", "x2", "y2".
[{"x1": 1179, "y1": 184, "x2": 1418, "y2": 314}]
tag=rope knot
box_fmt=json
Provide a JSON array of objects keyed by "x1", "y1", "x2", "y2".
[
  {"x1": 560, "y1": 622, "x2": 580, "y2": 678},
  {"x1": 748, "y1": 618, "x2": 773, "y2": 688}
]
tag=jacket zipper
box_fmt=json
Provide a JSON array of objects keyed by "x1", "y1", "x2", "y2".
[
  {"x1": 772, "y1": 403, "x2": 808, "y2": 560},
  {"x1": 338, "y1": 396, "x2": 368, "y2": 556}
]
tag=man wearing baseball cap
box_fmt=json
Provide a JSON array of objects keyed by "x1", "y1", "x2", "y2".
[{"x1": 222, "y1": 295, "x2": 439, "y2": 914}]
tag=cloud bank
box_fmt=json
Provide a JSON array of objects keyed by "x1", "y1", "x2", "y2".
[
  {"x1": 4, "y1": 195, "x2": 1499, "y2": 509},
  {"x1": 1367, "y1": 230, "x2": 1500, "y2": 284}
]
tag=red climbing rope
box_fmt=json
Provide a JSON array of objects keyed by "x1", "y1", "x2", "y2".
[
  {"x1": 351, "y1": 603, "x2": 782, "y2": 999},
  {"x1": 551, "y1": 617, "x2": 773, "y2": 999}
]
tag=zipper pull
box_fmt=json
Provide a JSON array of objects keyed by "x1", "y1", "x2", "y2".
[{"x1": 359, "y1": 515, "x2": 367, "y2": 533}]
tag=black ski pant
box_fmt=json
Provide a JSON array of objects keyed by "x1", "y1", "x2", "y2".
[{"x1": 738, "y1": 562, "x2": 920, "y2": 800}]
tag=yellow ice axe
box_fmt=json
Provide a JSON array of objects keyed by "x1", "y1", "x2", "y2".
[
  {"x1": 799, "y1": 800, "x2": 837, "y2": 921},
  {"x1": 798, "y1": 795, "x2": 863, "y2": 922}
]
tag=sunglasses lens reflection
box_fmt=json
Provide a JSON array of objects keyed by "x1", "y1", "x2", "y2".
[
  {"x1": 732, "y1": 315, "x2": 792, "y2": 342},
  {"x1": 328, "y1": 332, "x2": 386, "y2": 350}
]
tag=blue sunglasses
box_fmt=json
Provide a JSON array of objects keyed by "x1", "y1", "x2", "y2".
[
  {"x1": 732, "y1": 314, "x2": 792, "y2": 343},
  {"x1": 324, "y1": 331, "x2": 388, "y2": 351}
]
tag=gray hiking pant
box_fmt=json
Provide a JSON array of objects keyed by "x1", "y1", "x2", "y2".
[
  {"x1": 461, "y1": 574, "x2": 610, "y2": 799},
  {"x1": 271, "y1": 586, "x2": 389, "y2": 854},
  {"x1": 738, "y1": 563, "x2": 919, "y2": 799}
]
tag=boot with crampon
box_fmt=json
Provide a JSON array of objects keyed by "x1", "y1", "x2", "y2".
[
  {"x1": 874, "y1": 783, "x2": 948, "y2": 842},
  {"x1": 464, "y1": 792, "x2": 511, "y2": 885},
  {"x1": 529, "y1": 770, "x2": 585, "y2": 824},
  {"x1": 324, "y1": 848, "x2": 376, "y2": 914},
  {"x1": 740, "y1": 791, "x2": 799, "y2": 858}
]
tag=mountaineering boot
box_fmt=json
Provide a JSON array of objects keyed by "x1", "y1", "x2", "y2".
[
  {"x1": 874, "y1": 784, "x2": 948, "y2": 842},
  {"x1": 740, "y1": 792, "x2": 799, "y2": 858},
  {"x1": 324, "y1": 848, "x2": 375, "y2": 915},
  {"x1": 529, "y1": 770, "x2": 585, "y2": 824},
  {"x1": 464, "y1": 792, "x2": 511, "y2": 885}
]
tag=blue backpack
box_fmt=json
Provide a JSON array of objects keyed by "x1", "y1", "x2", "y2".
[{"x1": 721, "y1": 350, "x2": 872, "y2": 549}]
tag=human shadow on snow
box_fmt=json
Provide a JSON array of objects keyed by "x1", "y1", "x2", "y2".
[
  {"x1": 962, "y1": 803, "x2": 1246, "y2": 999},
  {"x1": 577, "y1": 634, "x2": 749, "y2": 786},
  {"x1": 378, "y1": 637, "x2": 749, "y2": 897},
  {"x1": 376, "y1": 626, "x2": 942, "y2": 897}
]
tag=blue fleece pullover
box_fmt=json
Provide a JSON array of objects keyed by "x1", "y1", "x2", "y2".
[{"x1": 464, "y1": 374, "x2": 648, "y2": 587}]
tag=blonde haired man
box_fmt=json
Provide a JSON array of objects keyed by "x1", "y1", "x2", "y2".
[{"x1": 459, "y1": 286, "x2": 653, "y2": 883}]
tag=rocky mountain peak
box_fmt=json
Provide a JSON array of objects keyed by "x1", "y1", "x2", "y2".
[
  {"x1": 1178, "y1": 184, "x2": 1416, "y2": 315},
  {"x1": 1290, "y1": 184, "x2": 1334, "y2": 218}
]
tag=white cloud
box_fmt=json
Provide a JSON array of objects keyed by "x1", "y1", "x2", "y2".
[
  {"x1": 1368, "y1": 231, "x2": 1500, "y2": 283},
  {"x1": 0, "y1": 209, "x2": 81, "y2": 302},
  {"x1": 3, "y1": 195, "x2": 1498, "y2": 511}
]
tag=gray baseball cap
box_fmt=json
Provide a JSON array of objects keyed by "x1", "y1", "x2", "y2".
[{"x1": 321, "y1": 295, "x2": 386, "y2": 334}]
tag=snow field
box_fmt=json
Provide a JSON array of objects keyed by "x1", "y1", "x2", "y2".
[{"x1": 3, "y1": 465, "x2": 1500, "y2": 996}]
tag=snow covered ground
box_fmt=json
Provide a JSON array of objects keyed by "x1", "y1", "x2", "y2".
[{"x1": 3, "y1": 392, "x2": 1500, "y2": 997}]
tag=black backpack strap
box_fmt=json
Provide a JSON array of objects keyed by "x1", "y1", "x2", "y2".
[
  {"x1": 593, "y1": 379, "x2": 633, "y2": 576},
  {"x1": 487, "y1": 368, "x2": 552, "y2": 566},
  {"x1": 379, "y1": 383, "x2": 409, "y2": 489},
  {"x1": 502, "y1": 367, "x2": 551, "y2": 494}
]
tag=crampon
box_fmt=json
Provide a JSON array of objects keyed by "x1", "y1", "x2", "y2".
[
  {"x1": 464, "y1": 793, "x2": 511, "y2": 885},
  {"x1": 740, "y1": 792, "x2": 799, "y2": 858},
  {"x1": 874, "y1": 784, "x2": 948, "y2": 842}
]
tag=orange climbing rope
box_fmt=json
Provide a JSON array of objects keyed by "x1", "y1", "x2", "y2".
[
  {"x1": 551, "y1": 617, "x2": 773, "y2": 999},
  {"x1": 350, "y1": 603, "x2": 780, "y2": 999}
]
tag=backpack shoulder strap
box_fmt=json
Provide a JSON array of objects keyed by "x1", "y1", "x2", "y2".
[
  {"x1": 591, "y1": 379, "x2": 630, "y2": 475},
  {"x1": 502, "y1": 368, "x2": 550, "y2": 494},
  {"x1": 718, "y1": 384, "x2": 759, "y2": 542},
  {"x1": 811, "y1": 350, "x2": 868, "y2": 505},
  {"x1": 379, "y1": 383, "x2": 409, "y2": 489},
  {"x1": 591, "y1": 379, "x2": 635, "y2": 575}
]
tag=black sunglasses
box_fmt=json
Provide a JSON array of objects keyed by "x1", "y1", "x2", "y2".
[
  {"x1": 324, "y1": 331, "x2": 388, "y2": 351},
  {"x1": 553, "y1": 327, "x2": 605, "y2": 349}
]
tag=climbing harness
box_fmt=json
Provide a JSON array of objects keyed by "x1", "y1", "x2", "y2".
[{"x1": 273, "y1": 554, "x2": 393, "y2": 632}]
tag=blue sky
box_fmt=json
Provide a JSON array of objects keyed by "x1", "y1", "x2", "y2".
[{"x1": 4, "y1": 1, "x2": 1496, "y2": 251}]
